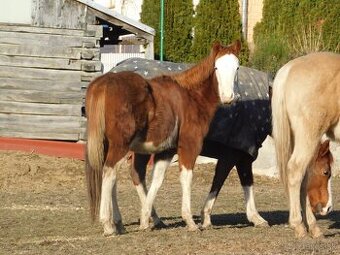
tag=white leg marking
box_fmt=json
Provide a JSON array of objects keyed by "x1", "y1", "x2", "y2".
[
  {"x1": 243, "y1": 186, "x2": 268, "y2": 227},
  {"x1": 136, "y1": 183, "x2": 147, "y2": 208},
  {"x1": 135, "y1": 182, "x2": 162, "y2": 226},
  {"x1": 100, "y1": 166, "x2": 116, "y2": 236},
  {"x1": 180, "y1": 167, "x2": 198, "y2": 231},
  {"x1": 201, "y1": 191, "x2": 217, "y2": 228},
  {"x1": 140, "y1": 158, "x2": 171, "y2": 229}
]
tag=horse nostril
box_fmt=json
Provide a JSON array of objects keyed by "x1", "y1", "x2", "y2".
[
  {"x1": 316, "y1": 203, "x2": 323, "y2": 214},
  {"x1": 327, "y1": 206, "x2": 333, "y2": 214}
]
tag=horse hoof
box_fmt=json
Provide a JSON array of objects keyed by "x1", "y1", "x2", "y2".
[
  {"x1": 115, "y1": 221, "x2": 127, "y2": 235},
  {"x1": 139, "y1": 224, "x2": 151, "y2": 231},
  {"x1": 153, "y1": 220, "x2": 167, "y2": 229},
  {"x1": 200, "y1": 219, "x2": 212, "y2": 230},
  {"x1": 103, "y1": 222, "x2": 115, "y2": 237},
  {"x1": 200, "y1": 223, "x2": 212, "y2": 230},
  {"x1": 187, "y1": 224, "x2": 200, "y2": 232},
  {"x1": 310, "y1": 225, "x2": 323, "y2": 239},
  {"x1": 294, "y1": 224, "x2": 307, "y2": 238},
  {"x1": 255, "y1": 221, "x2": 270, "y2": 228}
]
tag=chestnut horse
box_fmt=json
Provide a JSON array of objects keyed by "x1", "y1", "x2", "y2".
[
  {"x1": 112, "y1": 58, "x2": 333, "y2": 231},
  {"x1": 127, "y1": 66, "x2": 333, "y2": 230},
  {"x1": 272, "y1": 52, "x2": 340, "y2": 238},
  {"x1": 85, "y1": 41, "x2": 241, "y2": 236}
]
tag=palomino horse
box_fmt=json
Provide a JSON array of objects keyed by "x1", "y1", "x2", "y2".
[
  {"x1": 118, "y1": 60, "x2": 333, "y2": 230},
  {"x1": 272, "y1": 52, "x2": 340, "y2": 238},
  {"x1": 85, "y1": 40, "x2": 241, "y2": 236}
]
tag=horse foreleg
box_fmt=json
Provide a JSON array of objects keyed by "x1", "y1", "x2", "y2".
[
  {"x1": 236, "y1": 157, "x2": 268, "y2": 228},
  {"x1": 140, "y1": 151, "x2": 174, "y2": 230},
  {"x1": 178, "y1": 143, "x2": 202, "y2": 231},
  {"x1": 131, "y1": 153, "x2": 165, "y2": 228},
  {"x1": 179, "y1": 165, "x2": 198, "y2": 231},
  {"x1": 201, "y1": 156, "x2": 234, "y2": 229}
]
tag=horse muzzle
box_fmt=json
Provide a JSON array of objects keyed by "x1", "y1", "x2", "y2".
[
  {"x1": 220, "y1": 92, "x2": 236, "y2": 104},
  {"x1": 314, "y1": 203, "x2": 333, "y2": 216}
]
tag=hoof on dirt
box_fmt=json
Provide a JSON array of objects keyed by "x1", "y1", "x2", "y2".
[
  {"x1": 115, "y1": 221, "x2": 127, "y2": 235},
  {"x1": 254, "y1": 221, "x2": 270, "y2": 228},
  {"x1": 103, "y1": 222, "x2": 115, "y2": 237},
  {"x1": 294, "y1": 224, "x2": 308, "y2": 238},
  {"x1": 309, "y1": 225, "x2": 323, "y2": 239},
  {"x1": 103, "y1": 228, "x2": 116, "y2": 237},
  {"x1": 139, "y1": 224, "x2": 151, "y2": 232},
  {"x1": 187, "y1": 224, "x2": 200, "y2": 232},
  {"x1": 153, "y1": 220, "x2": 167, "y2": 230},
  {"x1": 200, "y1": 223, "x2": 213, "y2": 230}
]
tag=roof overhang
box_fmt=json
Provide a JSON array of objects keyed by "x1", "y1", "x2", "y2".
[{"x1": 75, "y1": 0, "x2": 155, "y2": 42}]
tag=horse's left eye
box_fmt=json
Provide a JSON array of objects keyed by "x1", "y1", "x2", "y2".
[{"x1": 323, "y1": 169, "x2": 330, "y2": 176}]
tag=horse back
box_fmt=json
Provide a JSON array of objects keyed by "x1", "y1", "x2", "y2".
[{"x1": 282, "y1": 53, "x2": 340, "y2": 119}]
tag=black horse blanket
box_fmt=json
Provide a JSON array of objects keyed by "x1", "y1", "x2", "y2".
[{"x1": 111, "y1": 58, "x2": 272, "y2": 159}]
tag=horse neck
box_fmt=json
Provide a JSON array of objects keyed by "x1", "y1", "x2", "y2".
[
  {"x1": 172, "y1": 52, "x2": 216, "y2": 89},
  {"x1": 171, "y1": 51, "x2": 221, "y2": 120}
]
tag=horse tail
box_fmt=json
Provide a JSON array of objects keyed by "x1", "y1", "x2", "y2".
[
  {"x1": 85, "y1": 78, "x2": 106, "y2": 221},
  {"x1": 272, "y1": 65, "x2": 292, "y2": 191}
]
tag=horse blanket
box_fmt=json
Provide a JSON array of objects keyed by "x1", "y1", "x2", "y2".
[{"x1": 111, "y1": 58, "x2": 272, "y2": 159}]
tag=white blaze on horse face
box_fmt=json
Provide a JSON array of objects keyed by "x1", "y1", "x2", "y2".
[
  {"x1": 320, "y1": 178, "x2": 333, "y2": 216},
  {"x1": 215, "y1": 53, "x2": 239, "y2": 104}
]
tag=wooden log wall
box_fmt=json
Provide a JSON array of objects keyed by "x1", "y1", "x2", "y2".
[{"x1": 0, "y1": 23, "x2": 102, "y2": 141}]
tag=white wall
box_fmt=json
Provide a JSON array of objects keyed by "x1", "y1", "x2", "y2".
[{"x1": 0, "y1": 0, "x2": 32, "y2": 24}]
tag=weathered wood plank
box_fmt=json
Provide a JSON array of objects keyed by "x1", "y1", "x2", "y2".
[
  {"x1": 0, "y1": 66, "x2": 101, "y2": 81},
  {"x1": 0, "y1": 55, "x2": 102, "y2": 71},
  {"x1": 0, "y1": 43, "x2": 81, "y2": 59},
  {"x1": 0, "y1": 78, "x2": 86, "y2": 92},
  {"x1": 0, "y1": 123, "x2": 85, "y2": 134},
  {"x1": 0, "y1": 44, "x2": 100, "y2": 60},
  {"x1": 0, "y1": 89, "x2": 83, "y2": 104},
  {"x1": 0, "y1": 113, "x2": 85, "y2": 128},
  {"x1": 0, "y1": 130, "x2": 80, "y2": 141},
  {"x1": 32, "y1": 0, "x2": 93, "y2": 30},
  {"x1": 81, "y1": 72, "x2": 102, "y2": 82},
  {"x1": 87, "y1": 24, "x2": 103, "y2": 38},
  {"x1": 0, "y1": 101, "x2": 82, "y2": 116},
  {"x1": 0, "y1": 31, "x2": 100, "y2": 48},
  {"x1": 0, "y1": 24, "x2": 102, "y2": 38}
]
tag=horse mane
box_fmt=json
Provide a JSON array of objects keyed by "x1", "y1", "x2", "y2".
[{"x1": 171, "y1": 47, "x2": 218, "y2": 89}]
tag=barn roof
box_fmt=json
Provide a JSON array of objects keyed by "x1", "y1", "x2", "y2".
[{"x1": 75, "y1": 0, "x2": 155, "y2": 42}]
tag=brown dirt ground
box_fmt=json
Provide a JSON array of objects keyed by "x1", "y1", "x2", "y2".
[{"x1": 0, "y1": 150, "x2": 339, "y2": 255}]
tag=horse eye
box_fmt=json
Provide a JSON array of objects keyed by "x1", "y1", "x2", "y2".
[
  {"x1": 323, "y1": 169, "x2": 330, "y2": 176},
  {"x1": 214, "y1": 67, "x2": 218, "y2": 70}
]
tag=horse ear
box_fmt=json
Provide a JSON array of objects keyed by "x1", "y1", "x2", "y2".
[
  {"x1": 230, "y1": 40, "x2": 241, "y2": 55},
  {"x1": 212, "y1": 41, "x2": 222, "y2": 53},
  {"x1": 319, "y1": 140, "x2": 330, "y2": 157}
]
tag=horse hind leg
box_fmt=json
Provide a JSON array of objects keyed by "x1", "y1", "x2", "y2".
[
  {"x1": 201, "y1": 153, "x2": 235, "y2": 229},
  {"x1": 286, "y1": 139, "x2": 320, "y2": 238},
  {"x1": 131, "y1": 153, "x2": 166, "y2": 228},
  {"x1": 140, "y1": 151, "x2": 174, "y2": 230},
  {"x1": 236, "y1": 155, "x2": 269, "y2": 228},
  {"x1": 100, "y1": 146, "x2": 128, "y2": 236}
]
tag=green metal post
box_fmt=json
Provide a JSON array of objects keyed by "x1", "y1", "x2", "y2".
[{"x1": 160, "y1": 0, "x2": 164, "y2": 61}]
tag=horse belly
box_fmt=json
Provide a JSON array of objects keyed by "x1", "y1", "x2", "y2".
[{"x1": 129, "y1": 120, "x2": 179, "y2": 154}]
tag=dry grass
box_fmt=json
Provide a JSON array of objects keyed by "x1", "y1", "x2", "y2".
[{"x1": 0, "y1": 151, "x2": 340, "y2": 254}]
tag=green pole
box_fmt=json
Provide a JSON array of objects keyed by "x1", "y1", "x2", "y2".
[{"x1": 160, "y1": 0, "x2": 164, "y2": 61}]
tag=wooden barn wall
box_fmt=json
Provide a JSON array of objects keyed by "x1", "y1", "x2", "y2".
[{"x1": 0, "y1": 1, "x2": 103, "y2": 141}]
